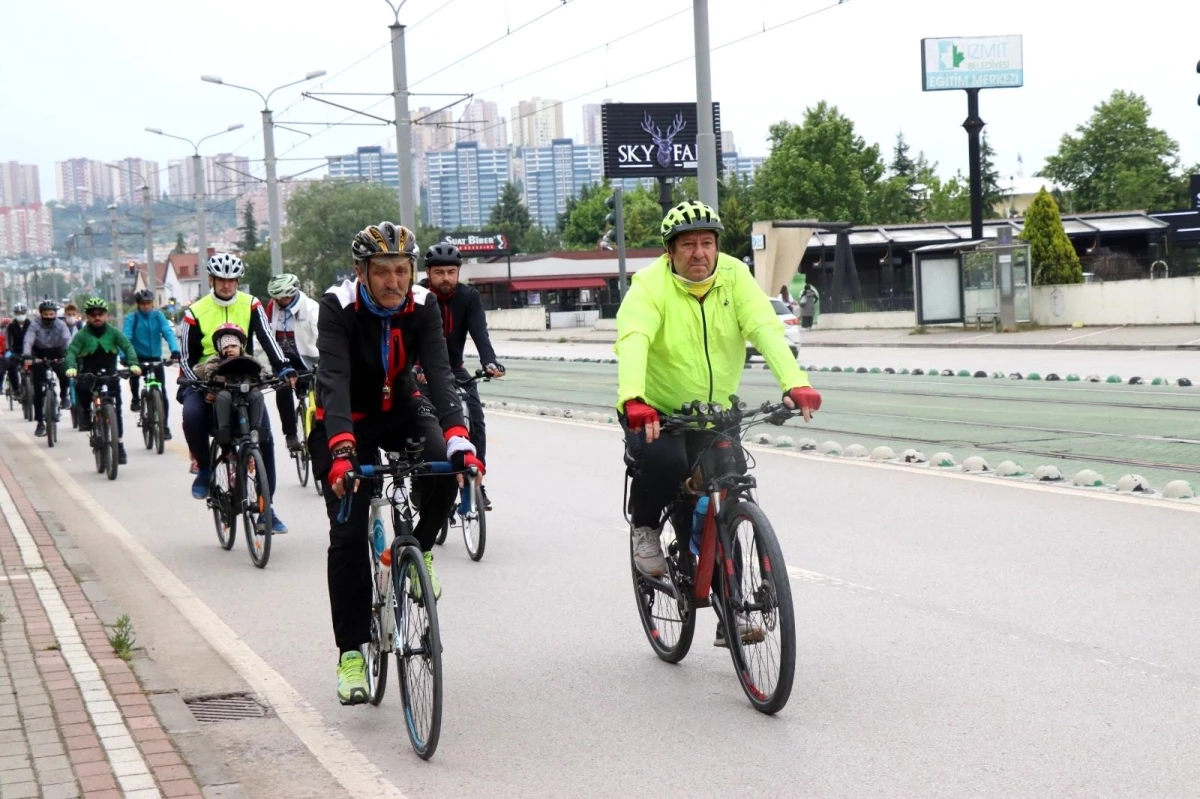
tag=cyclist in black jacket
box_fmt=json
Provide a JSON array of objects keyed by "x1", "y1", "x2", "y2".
[
  {"x1": 417, "y1": 241, "x2": 505, "y2": 509},
  {"x1": 312, "y1": 221, "x2": 484, "y2": 706},
  {"x1": 4, "y1": 304, "x2": 31, "y2": 398}
]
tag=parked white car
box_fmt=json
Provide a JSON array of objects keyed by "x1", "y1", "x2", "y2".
[{"x1": 746, "y1": 298, "x2": 801, "y2": 363}]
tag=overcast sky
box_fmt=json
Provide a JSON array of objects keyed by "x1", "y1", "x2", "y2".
[{"x1": 3, "y1": 0, "x2": 1198, "y2": 202}]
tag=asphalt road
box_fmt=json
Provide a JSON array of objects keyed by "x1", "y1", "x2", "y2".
[{"x1": 8, "y1": 387, "x2": 1200, "y2": 797}]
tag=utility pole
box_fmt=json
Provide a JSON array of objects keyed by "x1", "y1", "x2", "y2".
[
  {"x1": 388, "y1": 1, "x2": 416, "y2": 231},
  {"x1": 692, "y1": 0, "x2": 719, "y2": 211},
  {"x1": 202, "y1": 73, "x2": 325, "y2": 276},
  {"x1": 142, "y1": 184, "x2": 156, "y2": 301},
  {"x1": 194, "y1": 154, "x2": 208, "y2": 273},
  {"x1": 108, "y1": 203, "x2": 123, "y2": 326},
  {"x1": 963, "y1": 88, "x2": 985, "y2": 241}
]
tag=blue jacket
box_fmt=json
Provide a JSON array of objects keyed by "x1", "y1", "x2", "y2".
[{"x1": 123, "y1": 309, "x2": 180, "y2": 359}]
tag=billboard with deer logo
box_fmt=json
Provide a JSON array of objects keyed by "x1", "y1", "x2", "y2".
[{"x1": 600, "y1": 102, "x2": 722, "y2": 179}]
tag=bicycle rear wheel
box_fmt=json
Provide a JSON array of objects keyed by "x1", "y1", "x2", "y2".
[
  {"x1": 718, "y1": 499, "x2": 796, "y2": 715},
  {"x1": 393, "y1": 543, "x2": 442, "y2": 760},
  {"x1": 22, "y1": 379, "x2": 33, "y2": 421},
  {"x1": 364, "y1": 539, "x2": 389, "y2": 706},
  {"x1": 44, "y1": 392, "x2": 57, "y2": 448},
  {"x1": 103, "y1": 404, "x2": 119, "y2": 481},
  {"x1": 241, "y1": 447, "x2": 272, "y2": 569},
  {"x1": 462, "y1": 481, "x2": 486, "y2": 561},
  {"x1": 150, "y1": 390, "x2": 165, "y2": 454},
  {"x1": 209, "y1": 442, "x2": 236, "y2": 550},
  {"x1": 92, "y1": 419, "x2": 105, "y2": 474},
  {"x1": 293, "y1": 443, "x2": 310, "y2": 488},
  {"x1": 630, "y1": 515, "x2": 695, "y2": 664}
]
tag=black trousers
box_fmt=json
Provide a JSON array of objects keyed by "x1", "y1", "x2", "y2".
[
  {"x1": 274, "y1": 354, "x2": 309, "y2": 437},
  {"x1": 418, "y1": 366, "x2": 487, "y2": 461},
  {"x1": 312, "y1": 395, "x2": 458, "y2": 652},
  {"x1": 77, "y1": 378, "x2": 125, "y2": 438},
  {"x1": 622, "y1": 423, "x2": 746, "y2": 529}
]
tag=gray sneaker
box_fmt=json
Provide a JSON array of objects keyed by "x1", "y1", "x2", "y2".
[{"x1": 631, "y1": 526, "x2": 666, "y2": 577}]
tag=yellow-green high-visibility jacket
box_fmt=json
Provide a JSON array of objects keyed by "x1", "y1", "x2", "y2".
[{"x1": 615, "y1": 253, "x2": 810, "y2": 414}]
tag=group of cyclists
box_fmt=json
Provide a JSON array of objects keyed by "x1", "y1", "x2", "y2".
[{"x1": 1, "y1": 198, "x2": 821, "y2": 708}]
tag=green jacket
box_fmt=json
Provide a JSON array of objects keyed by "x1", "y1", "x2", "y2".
[
  {"x1": 66, "y1": 323, "x2": 139, "y2": 371},
  {"x1": 615, "y1": 253, "x2": 810, "y2": 413}
]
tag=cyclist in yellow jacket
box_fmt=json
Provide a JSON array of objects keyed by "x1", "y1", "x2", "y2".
[{"x1": 615, "y1": 201, "x2": 822, "y2": 587}]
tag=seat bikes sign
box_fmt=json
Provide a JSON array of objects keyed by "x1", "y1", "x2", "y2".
[
  {"x1": 601, "y1": 102, "x2": 723, "y2": 179},
  {"x1": 439, "y1": 232, "x2": 509, "y2": 255}
]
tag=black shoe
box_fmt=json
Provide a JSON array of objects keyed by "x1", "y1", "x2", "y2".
[
  {"x1": 34, "y1": 422, "x2": 46, "y2": 437},
  {"x1": 285, "y1": 433, "x2": 301, "y2": 452},
  {"x1": 163, "y1": 428, "x2": 173, "y2": 441},
  {"x1": 118, "y1": 444, "x2": 128, "y2": 465},
  {"x1": 130, "y1": 398, "x2": 142, "y2": 412},
  {"x1": 480, "y1": 484, "x2": 492, "y2": 511}
]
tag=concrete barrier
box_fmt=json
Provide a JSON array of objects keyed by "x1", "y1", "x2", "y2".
[
  {"x1": 594, "y1": 318, "x2": 617, "y2": 332},
  {"x1": 548, "y1": 310, "x2": 600, "y2": 329},
  {"x1": 486, "y1": 307, "x2": 545, "y2": 331},
  {"x1": 1032, "y1": 276, "x2": 1200, "y2": 326},
  {"x1": 813, "y1": 310, "x2": 917, "y2": 330}
]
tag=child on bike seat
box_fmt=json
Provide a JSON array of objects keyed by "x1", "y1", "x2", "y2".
[{"x1": 198, "y1": 324, "x2": 269, "y2": 450}]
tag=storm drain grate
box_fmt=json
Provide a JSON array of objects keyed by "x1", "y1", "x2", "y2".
[{"x1": 184, "y1": 693, "x2": 268, "y2": 723}]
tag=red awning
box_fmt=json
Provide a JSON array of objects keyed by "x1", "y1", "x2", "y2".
[{"x1": 510, "y1": 278, "x2": 607, "y2": 291}]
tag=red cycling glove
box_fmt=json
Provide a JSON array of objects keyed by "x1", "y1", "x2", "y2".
[
  {"x1": 328, "y1": 453, "x2": 357, "y2": 488},
  {"x1": 623, "y1": 399, "x2": 659, "y2": 431},
  {"x1": 786, "y1": 386, "x2": 822, "y2": 412},
  {"x1": 456, "y1": 451, "x2": 486, "y2": 476}
]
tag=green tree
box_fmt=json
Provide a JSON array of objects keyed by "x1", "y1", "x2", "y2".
[
  {"x1": 1020, "y1": 188, "x2": 1082, "y2": 285},
  {"x1": 239, "y1": 202, "x2": 259, "y2": 252},
  {"x1": 487, "y1": 182, "x2": 532, "y2": 253},
  {"x1": 242, "y1": 247, "x2": 272, "y2": 301},
  {"x1": 283, "y1": 181, "x2": 401, "y2": 290},
  {"x1": 560, "y1": 181, "x2": 611, "y2": 249},
  {"x1": 921, "y1": 172, "x2": 973, "y2": 222},
  {"x1": 622, "y1": 186, "x2": 667, "y2": 249},
  {"x1": 172, "y1": 232, "x2": 186, "y2": 254},
  {"x1": 521, "y1": 225, "x2": 558, "y2": 254},
  {"x1": 751, "y1": 103, "x2": 887, "y2": 223},
  {"x1": 1039, "y1": 90, "x2": 1183, "y2": 212},
  {"x1": 979, "y1": 132, "x2": 1004, "y2": 214}
]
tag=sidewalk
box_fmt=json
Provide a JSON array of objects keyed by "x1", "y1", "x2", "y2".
[
  {"x1": 0, "y1": 456, "x2": 205, "y2": 798},
  {"x1": 491, "y1": 324, "x2": 1200, "y2": 350}
]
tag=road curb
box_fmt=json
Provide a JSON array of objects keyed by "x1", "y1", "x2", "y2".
[
  {"x1": 500, "y1": 335, "x2": 1200, "y2": 352},
  {"x1": 7, "y1": 445, "x2": 249, "y2": 799}
]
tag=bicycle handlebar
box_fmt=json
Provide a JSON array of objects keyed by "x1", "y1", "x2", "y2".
[
  {"x1": 25, "y1": 357, "x2": 66, "y2": 366},
  {"x1": 177, "y1": 376, "x2": 287, "y2": 391},
  {"x1": 336, "y1": 460, "x2": 476, "y2": 523},
  {"x1": 659, "y1": 396, "x2": 796, "y2": 432}
]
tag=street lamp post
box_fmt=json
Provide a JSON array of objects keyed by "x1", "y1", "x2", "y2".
[
  {"x1": 108, "y1": 203, "x2": 123, "y2": 325},
  {"x1": 692, "y1": 0, "x2": 719, "y2": 211},
  {"x1": 386, "y1": 1, "x2": 416, "y2": 232},
  {"x1": 145, "y1": 123, "x2": 243, "y2": 283},
  {"x1": 201, "y1": 71, "x2": 327, "y2": 275}
]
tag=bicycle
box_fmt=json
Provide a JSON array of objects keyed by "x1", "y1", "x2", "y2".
[
  {"x1": 77, "y1": 370, "x2": 131, "y2": 481},
  {"x1": 627, "y1": 395, "x2": 797, "y2": 715},
  {"x1": 68, "y1": 377, "x2": 81, "y2": 430},
  {"x1": 340, "y1": 443, "x2": 472, "y2": 760},
  {"x1": 179, "y1": 375, "x2": 279, "y2": 569},
  {"x1": 29, "y1": 358, "x2": 65, "y2": 448},
  {"x1": 4, "y1": 362, "x2": 15, "y2": 412},
  {"x1": 434, "y1": 368, "x2": 489, "y2": 560},
  {"x1": 288, "y1": 370, "x2": 315, "y2": 490},
  {"x1": 134, "y1": 358, "x2": 171, "y2": 455},
  {"x1": 19, "y1": 368, "x2": 34, "y2": 421}
]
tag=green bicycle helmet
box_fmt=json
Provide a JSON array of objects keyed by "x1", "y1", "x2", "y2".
[
  {"x1": 661, "y1": 200, "x2": 724, "y2": 246},
  {"x1": 83, "y1": 297, "x2": 108, "y2": 313}
]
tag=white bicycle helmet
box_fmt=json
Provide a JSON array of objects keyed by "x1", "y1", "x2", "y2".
[
  {"x1": 207, "y1": 253, "x2": 245, "y2": 279},
  {"x1": 267, "y1": 273, "x2": 301, "y2": 300}
]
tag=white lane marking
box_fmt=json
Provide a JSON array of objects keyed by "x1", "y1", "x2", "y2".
[
  {"x1": 13, "y1": 430, "x2": 408, "y2": 799},
  {"x1": 487, "y1": 410, "x2": 1200, "y2": 514},
  {"x1": 0, "y1": 474, "x2": 160, "y2": 797},
  {"x1": 1054, "y1": 326, "x2": 1123, "y2": 344}
]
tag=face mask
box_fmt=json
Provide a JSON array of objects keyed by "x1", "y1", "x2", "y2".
[
  {"x1": 65, "y1": 317, "x2": 78, "y2": 326},
  {"x1": 15, "y1": 314, "x2": 26, "y2": 323},
  {"x1": 41, "y1": 316, "x2": 56, "y2": 327}
]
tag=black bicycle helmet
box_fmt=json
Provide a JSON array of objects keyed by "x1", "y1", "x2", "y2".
[
  {"x1": 424, "y1": 242, "x2": 462, "y2": 267},
  {"x1": 134, "y1": 289, "x2": 154, "y2": 303},
  {"x1": 38, "y1": 299, "x2": 59, "y2": 312}
]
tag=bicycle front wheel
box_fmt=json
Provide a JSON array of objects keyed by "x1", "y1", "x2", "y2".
[
  {"x1": 393, "y1": 544, "x2": 442, "y2": 760},
  {"x1": 103, "y1": 404, "x2": 119, "y2": 480},
  {"x1": 630, "y1": 516, "x2": 695, "y2": 664},
  {"x1": 718, "y1": 499, "x2": 796, "y2": 715},
  {"x1": 241, "y1": 447, "x2": 272, "y2": 569},
  {"x1": 462, "y1": 481, "x2": 486, "y2": 561},
  {"x1": 22, "y1": 380, "x2": 33, "y2": 421},
  {"x1": 44, "y1": 392, "x2": 57, "y2": 448},
  {"x1": 150, "y1": 390, "x2": 165, "y2": 455}
]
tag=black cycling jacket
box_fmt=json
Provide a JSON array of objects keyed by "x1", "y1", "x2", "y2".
[
  {"x1": 316, "y1": 279, "x2": 464, "y2": 451},
  {"x1": 417, "y1": 280, "x2": 498, "y2": 369}
]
